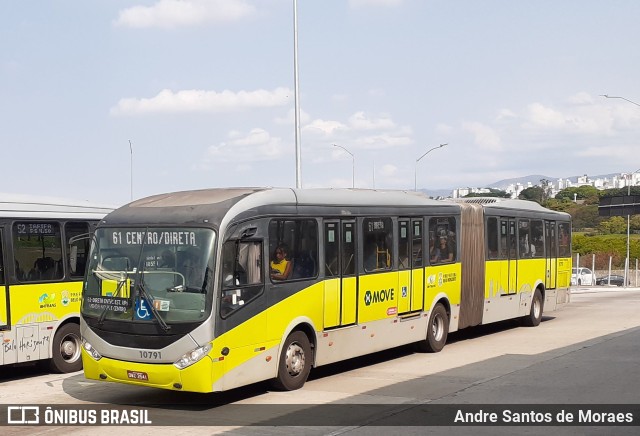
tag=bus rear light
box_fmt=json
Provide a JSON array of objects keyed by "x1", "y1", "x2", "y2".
[
  {"x1": 82, "y1": 339, "x2": 102, "y2": 361},
  {"x1": 173, "y1": 343, "x2": 212, "y2": 370}
]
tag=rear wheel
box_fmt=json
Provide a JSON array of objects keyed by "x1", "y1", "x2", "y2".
[
  {"x1": 416, "y1": 303, "x2": 448, "y2": 353},
  {"x1": 49, "y1": 323, "x2": 82, "y2": 373},
  {"x1": 271, "y1": 331, "x2": 312, "y2": 391},
  {"x1": 522, "y1": 289, "x2": 543, "y2": 327}
]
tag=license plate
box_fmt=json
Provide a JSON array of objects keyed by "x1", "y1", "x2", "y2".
[{"x1": 127, "y1": 370, "x2": 149, "y2": 381}]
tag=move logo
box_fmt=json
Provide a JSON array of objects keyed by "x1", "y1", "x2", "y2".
[{"x1": 364, "y1": 288, "x2": 395, "y2": 306}]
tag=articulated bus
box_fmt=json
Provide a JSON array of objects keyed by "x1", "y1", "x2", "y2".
[
  {"x1": 80, "y1": 188, "x2": 571, "y2": 393},
  {"x1": 1, "y1": 196, "x2": 113, "y2": 372}
]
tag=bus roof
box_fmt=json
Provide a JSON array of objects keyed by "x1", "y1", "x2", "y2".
[
  {"x1": 453, "y1": 197, "x2": 571, "y2": 219},
  {"x1": 0, "y1": 193, "x2": 115, "y2": 220},
  {"x1": 101, "y1": 188, "x2": 569, "y2": 227},
  {"x1": 103, "y1": 187, "x2": 458, "y2": 226}
]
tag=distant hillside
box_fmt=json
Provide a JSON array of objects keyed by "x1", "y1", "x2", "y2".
[
  {"x1": 488, "y1": 173, "x2": 619, "y2": 190},
  {"x1": 487, "y1": 175, "x2": 557, "y2": 190},
  {"x1": 421, "y1": 172, "x2": 622, "y2": 199}
]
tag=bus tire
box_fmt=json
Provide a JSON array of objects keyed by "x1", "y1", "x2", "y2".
[
  {"x1": 271, "y1": 331, "x2": 312, "y2": 391},
  {"x1": 522, "y1": 289, "x2": 543, "y2": 327},
  {"x1": 416, "y1": 303, "x2": 448, "y2": 353},
  {"x1": 49, "y1": 323, "x2": 83, "y2": 373}
]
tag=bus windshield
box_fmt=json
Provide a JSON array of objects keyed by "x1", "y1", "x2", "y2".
[{"x1": 82, "y1": 227, "x2": 215, "y2": 325}]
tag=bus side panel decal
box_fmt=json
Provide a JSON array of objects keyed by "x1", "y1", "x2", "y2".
[{"x1": 358, "y1": 272, "x2": 398, "y2": 324}]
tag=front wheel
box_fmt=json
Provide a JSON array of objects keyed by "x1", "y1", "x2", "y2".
[
  {"x1": 522, "y1": 289, "x2": 543, "y2": 327},
  {"x1": 49, "y1": 323, "x2": 83, "y2": 373},
  {"x1": 416, "y1": 303, "x2": 449, "y2": 353},
  {"x1": 271, "y1": 331, "x2": 312, "y2": 391}
]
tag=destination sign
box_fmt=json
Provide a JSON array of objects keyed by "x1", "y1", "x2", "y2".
[
  {"x1": 15, "y1": 222, "x2": 56, "y2": 236},
  {"x1": 85, "y1": 296, "x2": 129, "y2": 313},
  {"x1": 109, "y1": 231, "x2": 197, "y2": 246}
]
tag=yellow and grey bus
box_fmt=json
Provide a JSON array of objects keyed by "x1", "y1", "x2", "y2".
[
  {"x1": 1, "y1": 196, "x2": 113, "y2": 372},
  {"x1": 80, "y1": 188, "x2": 571, "y2": 393}
]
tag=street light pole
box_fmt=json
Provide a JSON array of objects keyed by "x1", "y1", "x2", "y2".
[
  {"x1": 293, "y1": 0, "x2": 302, "y2": 189},
  {"x1": 128, "y1": 139, "x2": 133, "y2": 202},
  {"x1": 602, "y1": 94, "x2": 640, "y2": 288},
  {"x1": 624, "y1": 169, "x2": 640, "y2": 287},
  {"x1": 414, "y1": 143, "x2": 447, "y2": 191},
  {"x1": 332, "y1": 144, "x2": 355, "y2": 188}
]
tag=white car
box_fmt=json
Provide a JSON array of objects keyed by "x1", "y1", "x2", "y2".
[{"x1": 571, "y1": 267, "x2": 596, "y2": 286}]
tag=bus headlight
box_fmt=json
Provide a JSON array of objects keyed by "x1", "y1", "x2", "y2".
[
  {"x1": 173, "y1": 343, "x2": 212, "y2": 370},
  {"x1": 82, "y1": 339, "x2": 102, "y2": 361}
]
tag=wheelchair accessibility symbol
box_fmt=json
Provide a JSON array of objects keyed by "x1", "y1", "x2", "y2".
[{"x1": 135, "y1": 298, "x2": 153, "y2": 320}]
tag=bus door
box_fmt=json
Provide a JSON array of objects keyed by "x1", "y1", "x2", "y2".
[
  {"x1": 323, "y1": 220, "x2": 357, "y2": 328},
  {"x1": 545, "y1": 221, "x2": 557, "y2": 289},
  {"x1": 0, "y1": 228, "x2": 8, "y2": 330},
  {"x1": 397, "y1": 219, "x2": 424, "y2": 314},
  {"x1": 499, "y1": 219, "x2": 517, "y2": 295}
]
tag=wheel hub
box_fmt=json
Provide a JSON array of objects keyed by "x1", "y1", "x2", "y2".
[{"x1": 285, "y1": 343, "x2": 305, "y2": 377}]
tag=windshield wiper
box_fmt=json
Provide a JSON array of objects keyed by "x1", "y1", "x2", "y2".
[{"x1": 137, "y1": 281, "x2": 171, "y2": 332}]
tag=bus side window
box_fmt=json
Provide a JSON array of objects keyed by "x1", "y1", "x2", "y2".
[
  {"x1": 0, "y1": 230, "x2": 4, "y2": 285},
  {"x1": 531, "y1": 220, "x2": 544, "y2": 258},
  {"x1": 428, "y1": 216, "x2": 456, "y2": 264},
  {"x1": 13, "y1": 221, "x2": 63, "y2": 282},
  {"x1": 268, "y1": 219, "x2": 318, "y2": 281},
  {"x1": 363, "y1": 218, "x2": 392, "y2": 272},
  {"x1": 558, "y1": 222, "x2": 571, "y2": 257},
  {"x1": 324, "y1": 223, "x2": 339, "y2": 277},
  {"x1": 398, "y1": 220, "x2": 410, "y2": 270},
  {"x1": 487, "y1": 217, "x2": 499, "y2": 259}
]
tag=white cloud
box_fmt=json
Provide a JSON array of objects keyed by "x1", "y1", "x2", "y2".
[
  {"x1": 463, "y1": 122, "x2": 502, "y2": 151},
  {"x1": 523, "y1": 101, "x2": 614, "y2": 135},
  {"x1": 111, "y1": 87, "x2": 291, "y2": 115},
  {"x1": 349, "y1": 0, "x2": 404, "y2": 10},
  {"x1": 303, "y1": 119, "x2": 348, "y2": 136},
  {"x1": 567, "y1": 91, "x2": 594, "y2": 105},
  {"x1": 348, "y1": 111, "x2": 397, "y2": 130},
  {"x1": 352, "y1": 134, "x2": 412, "y2": 149},
  {"x1": 526, "y1": 103, "x2": 566, "y2": 129},
  {"x1": 496, "y1": 109, "x2": 516, "y2": 121},
  {"x1": 203, "y1": 128, "x2": 285, "y2": 166},
  {"x1": 114, "y1": 0, "x2": 256, "y2": 29}
]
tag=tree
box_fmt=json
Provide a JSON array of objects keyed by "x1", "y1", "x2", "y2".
[
  {"x1": 518, "y1": 186, "x2": 545, "y2": 204},
  {"x1": 598, "y1": 216, "x2": 627, "y2": 234},
  {"x1": 555, "y1": 186, "x2": 599, "y2": 204},
  {"x1": 540, "y1": 178, "x2": 553, "y2": 203},
  {"x1": 570, "y1": 204, "x2": 603, "y2": 230}
]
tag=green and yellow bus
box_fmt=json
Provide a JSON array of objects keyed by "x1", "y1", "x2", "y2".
[
  {"x1": 80, "y1": 188, "x2": 571, "y2": 392},
  {"x1": 1, "y1": 196, "x2": 113, "y2": 372}
]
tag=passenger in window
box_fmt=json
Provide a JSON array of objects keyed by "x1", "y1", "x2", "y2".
[
  {"x1": 270, "y1": 244, "x2": 292, "y2": 281},
  {"x1": 431, "y1": 236, "x2": 453, "y2": 263},
  {"x1": 15, "y1": 261, "x2": 25, "y2": 281}
]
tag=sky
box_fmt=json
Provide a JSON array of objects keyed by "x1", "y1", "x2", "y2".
[{"x1": 2, "y1": 0, "x2": 640, "y2": 207}]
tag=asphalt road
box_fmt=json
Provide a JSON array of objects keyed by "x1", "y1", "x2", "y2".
[{"x1": 1, "y1": 287, "x2": 639, "y2": 435}]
